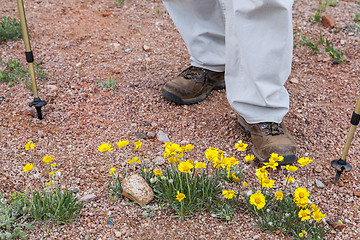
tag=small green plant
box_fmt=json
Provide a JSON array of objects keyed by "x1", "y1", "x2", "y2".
[
  {"x1": 98, "y1": 77, "x2": 117, "y2": 89},
  {"x1": 243, "y1": 155, "x2": 329, "y2": 239},
  {"x1": 115, "y1": 0, "x2": 124, "y2": 7},
  {"x1": 0, "y1": 16, "x2": 22, "y2": 42},
  {"x1": 325, "y1": 39, "x2": 345, "y2": 62},
  {"x1": 28, "y1": 186, "x2": 83, "y2": 224},
  {"x1": 328, "y1": 0, "x2": 338, "y2": 6},
  {"x1": 0, "y1": 192, "x2": 34, "y2": 239},
  {"x1": 302, "y1": 36, "x2": 320, "y2": 54},
  {"x1": 355, "y1": 13, "x2": 360, "y2": 22},
  {"x1": 22, "y1": 141, "x2": 84, "y2": 224},
  {"x1": 0, "y1": 58, "x2": 49, "y2": 86}
]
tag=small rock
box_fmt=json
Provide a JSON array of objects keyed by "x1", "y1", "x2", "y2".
[
  {"x1": 315, "y1": 179, "x2": 325, "y2": 189},
  {"x1": 253, "y1": 235, "x2": 261, "y2": 240},
  {"x1": 338, "y1": 181, "x2": 344, "y2": 187},
  {"x1": 353, "y1": 191, "x2": 360, "y2": 197},
  {"x1": 135, "y1": 132, "x2": 147, "y2": 139},
  {"x1": 153, "y1": 156, "x2": 165, "y2": 165},
  {"x1": 289, "y1": 78, "x2": 299, "y2": 84},
  {"x1": 314, "y1": 165, "x2": 323, "y2": 173},
  {"x1": 147, "y1": 131, "x2": 156, "y2": 139},
  {"x1": 114, "y1": 231, "x2": 122, "y2": 238},
  {"x1": 131, "y1": 123, "x2": 137, "y2": 127},
  {"x1": 321, "y1": 14, "x2": 335, "y2": 29},
  {"x1": 143, "y1": 45, "x2": 151, "y2": 52},
  {"x1": 79, "y1": 193, "x2": 97, "y2": 202},
  {"x1": 37, "y1": 130, "x2": 45, "y2": 136},
  {"x1": 102, "y1": 12, "x2": 112, "y2": 17},
  {"x1": 122, "y1": 174, "x2": 154, "y2": 205},
  {"x1": 123, "y1": 47, "x2": 131, "y2": 53},
  {"x1": 46, "y1": 85, "x2": 58, "y2": 91},
  {"x1": 340, "y1": 40, "x2": 345, "y2": 45},
  {"x1": 276, "y1": 229, "x2": 281, "y2": 235},
  {"x1": 157, "y1": 130, "x2": 170, "y2": 143}
]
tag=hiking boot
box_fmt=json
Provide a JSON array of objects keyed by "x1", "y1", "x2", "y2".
[
  {"x1": 238, "y1": 116, "x2": 297, "y2": 165},
  {"x1": 162, "y1": 66, "x2": 225, "y2": 105}
]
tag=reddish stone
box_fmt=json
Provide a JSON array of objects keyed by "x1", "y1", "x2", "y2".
[
  {"x1": 353, "y1": 191, "x2": 360, "y2": 197},
  {"x1": 322, "y1": 14, "x2": 335, "y2": 29}
]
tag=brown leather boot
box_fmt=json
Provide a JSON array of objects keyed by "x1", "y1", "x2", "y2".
[
  {"x1": 238, "y1": 116, "x2": 297, "y2": 165},
  {"x1": 162, "y1": 66, "x2": 225, "y2": 105}
]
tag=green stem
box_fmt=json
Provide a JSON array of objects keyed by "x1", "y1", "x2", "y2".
[{"x1": 186, "y1": 173, "x2": 191, "y2": 205}]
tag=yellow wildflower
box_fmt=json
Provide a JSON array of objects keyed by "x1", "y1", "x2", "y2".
[
  {"x1": 298, "y1": 209, "x2": 311, "y2": 221},
  {"x1": 275, "y1": 191, "x2": 284, "y2": 200},
  {"x1": 294, "y1": 187, "x2": 309, "y2": 208},
  {"x1": 310, "y1": 204, "x2": 319, "y2": 212},
  {"x1": 128, "y1": 157, "x2": 140, "y2": 164},
  {"x1": 263, "y1": 159, "x2": 278, "y2": 170},
  {"x1": 255, "y1": 167, "x2": 268, "y2": 179},
  {"x1": 299, "y1": 230, "x2": 307, "y2": 238},
  {"x1": 286, "y1": 176, "x2": 295, "y2": 183},
  {"x1": 260, "y1": 177, "x2": 275, "y2": 188},
  {"x1": 205, "y1": 148, "x2": 219, "y2": 162},
  {"x1": 178, "y1": 161, "x2": 194, "y2": 173},
  {"x1": 98, "y1": 143, "x2": 113, "y2": 152},
  {"x1": 269, "y1": 153, "x2": 284, "y2": 162},
  {"x1": 185, "y1": 144, "x2": 195, "y2": 152},
  {"x1": 109, "y1": 168, "x2": 117, "y2": 176},
  {"x1": 176, "y1": 191, "x2": 186, "y2": 202},
  {"x1": 42, "y1": 155, "x2": 53, "y2": 164},
  {"x1": 235, "y1": 140, "x2": 248, "y2": 152},
  {"x1": 134, "y1": 141, "x2": 142, "y2": 149},
  {"x1": 195, "y1": 162, "x2": 206, "y2": 169},
  {"x1": 312, "y1": 210, "x2": 326, "y2": 222},
  {"x1": 49, "y1": 171, "x2": 55, "y2": 176},
  {"x1": 154, "y1": 169, "x2": 163, "y2": 176},
  {"x1": 243, "y1": 182, "x2": 248, "y2": 187},
  {"x1": 250, "y1": 191, "x2": 266, "y2": 210},
  {"x1": 297, "y1": 157, "x2": 313, "y2": 167},
  {"x1": 23, "y1": 163, "x2": 33, "y2": 172},
  {"x1": 285, "y1": 165, "x2": 298, "y2": 172},
  {"x1": 168, "y1": 156, "x2": 179, "y2": 164},
  {"x1": 117, "y1": 140, "x2": 129, "y2": 148},
  {"x1": 222, "y1": 190, "x2": 235, "y2": 199},
  {"x1": 50, "y1": 163, "x2": 56, "y2": 167},
  {"x1": 45, "y1": 181, "x2": 53, "y2": 186},
  {"x1": 244, "y1": 154, "x2": 256, "y2": 162},
  {"x1": 24, "y1": 141, "x2": 35, "y2": 150}
]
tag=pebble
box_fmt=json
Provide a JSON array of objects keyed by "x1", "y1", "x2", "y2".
[
  {"x1": 314, "y1": 165, "x2": 323, "y2": 173},
  {"x1": 353, "y1": 191, "x2": 360, "y2": 197},
  {"x1": 114, "y1": 231, "x2": 122, "y2": 238},
  {"x1": 153, "y1": 156, "x2": 165, "y2": 165},
  {"x1": 135, "y1": 132, "x2": 147, "y2": 139},
  {"x1": 123, "y1": 47, "x2": 132, "y2": 53},
  {"x1": 289, "y1": 78, "x2": 299, "y2": 84},
  {"x1": 143, "y1": 45, "x2": 151, "y2": 52},
  {"x1": 157, "y1": 130, "x2": 170, "y2": 143},
  {"x1": 147, "y1": 131, "x2": 156, "y2": 139},
  {"x1": 79, "y1": 193, "x2": 97, "y2": 202},
  {"x1": 315, "y1": 179, "x2": 325, "y2": 188}
]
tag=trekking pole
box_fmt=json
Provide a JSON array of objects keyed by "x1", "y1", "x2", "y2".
[
  {"x1": 330, "y1": 94, "x2": 360, "y2": 184},
  {"x1": 16, "y1": 0, "x2": 46, "y2": 119}
]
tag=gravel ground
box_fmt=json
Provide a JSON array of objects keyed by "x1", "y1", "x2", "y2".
[{"x1": 1, "y1": 0, "x2": 360, "y2": 239}]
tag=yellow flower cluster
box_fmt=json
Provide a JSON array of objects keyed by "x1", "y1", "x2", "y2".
[
  {"x1": 24, "y1": 141, "x2": 35, "y2": 151},
  {"x1": 128, "y1": 157, "x2": 141, "y2": 165},
  {"x1": 178, "y1": 160, "x2": 194, "y2": 173},
  {"x1": 222, "y1": 190, "x2": 235, "y2": 199},
  {"x1": 296, "y1": 198, "x2": 326, "y2": 223},
  {"x1": 163, "y1": 142, "x2": 194, "y2": 164}
]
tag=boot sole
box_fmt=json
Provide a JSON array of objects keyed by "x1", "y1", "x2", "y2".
[
  {"x1": 238, "y1": 117, "x2": 296, "y2": 165},
  {"x1": 162, "y1": 80, "x2": 225, "y2": 105}
]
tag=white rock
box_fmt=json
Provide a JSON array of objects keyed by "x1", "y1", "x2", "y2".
[
  {"x1": 315, "y1": 179, "x2": 325, "y2": 188},
  {"x1": 157, "y1": 130, "x2": 170, "y2": 143},
  {"x1": 79, "y1": 193, "x2": 97, "y2": 202}
]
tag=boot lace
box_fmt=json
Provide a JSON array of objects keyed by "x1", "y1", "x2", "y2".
[
  {"x1": 180, "y1": 66, "x2": 206, "y2": 81},
  {"x1": 261, "y1": 123, "x2": 284, "y2": 136}
]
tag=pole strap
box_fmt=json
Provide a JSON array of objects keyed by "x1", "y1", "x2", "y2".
[
  {"x1": 25, "y1": 51, "x2": 34, "y2": 63},
  {"x1": 350, "y1": 111, "x2": 360, "y2": 125}
]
